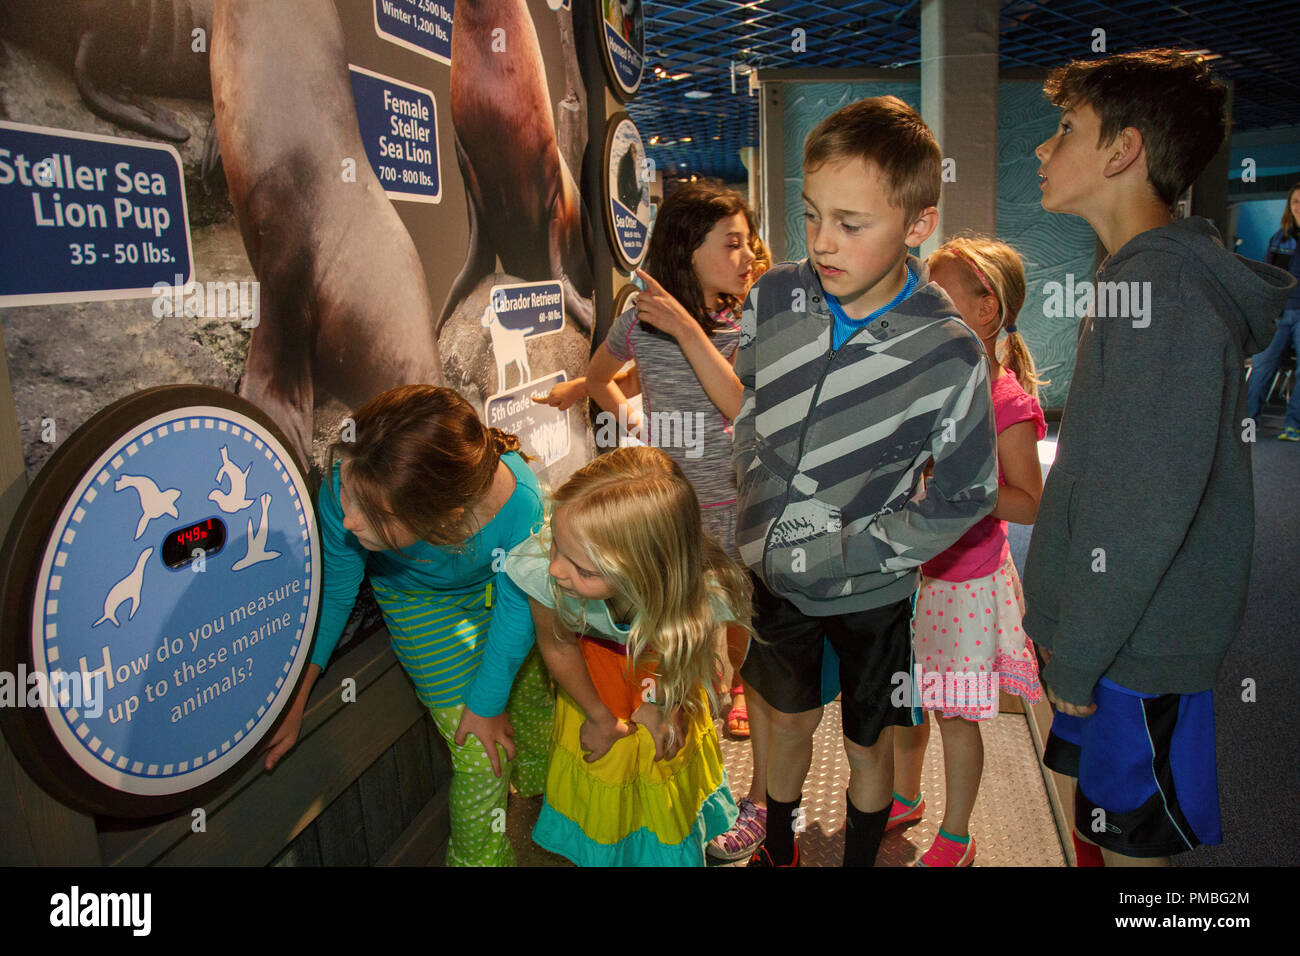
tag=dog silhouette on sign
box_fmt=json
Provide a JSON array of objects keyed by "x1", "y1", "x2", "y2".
[{"x1": 482, "y1": 302, "x2": 533, "y2": 391}]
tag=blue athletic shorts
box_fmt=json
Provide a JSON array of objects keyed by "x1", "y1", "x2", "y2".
[{"x1": 1044, "y1": 677, "x2": 1222, "y2": 857}]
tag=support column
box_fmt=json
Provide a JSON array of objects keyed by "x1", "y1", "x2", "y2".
[
  {"x1": 739, "y1": 146, "x2": 760, "y2": 232},
  {"x1": 1191, "y1": 79, "x2": 1233, "y2": 238},
  {"x1": 920, "y1": 0, "x2": 1000, "y2": 255}
]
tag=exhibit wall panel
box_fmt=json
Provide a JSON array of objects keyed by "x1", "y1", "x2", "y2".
[
  {"x1": 1235, "y1": 198, "x2": 1288, "y2": 262},
  {"x1": 1, "y1": 0, "x2": 598, "y2": 487},
  {"x1": 0, "y1": 0, "x2": 606, "y2": 865}
]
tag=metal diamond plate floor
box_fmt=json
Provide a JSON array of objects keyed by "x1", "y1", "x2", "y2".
[{"x1": 508, "y1": 699, "x2": 1064, "y2": 867}]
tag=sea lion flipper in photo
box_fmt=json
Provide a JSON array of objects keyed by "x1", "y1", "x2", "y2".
[
  {"x1": 436, "y1": 137, "x2": 500, "y2": 337},
  {"x1": 3, "y1": 1, "x2": 213, "y2": 141},
  {"x1": 212, "y1": 0, "x2": 443, "y2": 467},
  {"x1": 549, "y1": 168, "x2": 595, "y2": 334},
  {"x1": 73, "y1": 28, "x2": 190, "y2": 142},
  {"x1": 444, "y1": 0, "x2": 595, "y2": 336},
  {"x1": 200, "y1": 115, "x2": 224, "y2": 194}
]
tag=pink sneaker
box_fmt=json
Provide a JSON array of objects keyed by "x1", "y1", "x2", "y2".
[
  {"x1": 917, "y1": 830, "x2": 975, "y2": 867},
  {"x1": 886, "y1": 792, "x2": 925, "y2": 830}
]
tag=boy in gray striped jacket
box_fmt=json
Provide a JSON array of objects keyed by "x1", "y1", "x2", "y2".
[{"x1": 734, "y1": 97, "x2": 998, "y2": 866}]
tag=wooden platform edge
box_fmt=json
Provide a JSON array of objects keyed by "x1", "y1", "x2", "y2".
[
  {"x1": 1024, "y1": 697, "x2": 1076, "y2": 867},
  {"x1": 376, "y1": 791, "x2": 450, "y2": 867}
]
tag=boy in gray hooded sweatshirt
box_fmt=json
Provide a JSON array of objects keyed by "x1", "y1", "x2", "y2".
[{"x1": 1025, "y1": 48, "x2": 1295, "y2": 866}]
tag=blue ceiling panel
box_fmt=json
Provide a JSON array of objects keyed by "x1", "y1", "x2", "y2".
[{"x1": 629, "y1": 0, "x2": 1300, "y2": 184}]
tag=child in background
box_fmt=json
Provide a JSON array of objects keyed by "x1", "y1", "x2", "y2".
[
  {"x1": 585, "y1": 181, "x2": 755, "y2": 557},
  {"x1": 1026, "y1": 49, "x2": 1294, "y2": 865},
  {"x1": 888, "y1": 237, "x2": 1046, "y2": 867},
  {"x1": 473, "y1": 446, "x2": 751, "y2": 865},
  {"x1": 735, "y1": 96, "x2": 998, "y2": 867},
  {"x1": 1246, "y1": 181, "x2": 1300, "y2": 441},
  {"x1": 535, "y1": 230, "x2": 770, "y2": 425},
  {"x1": 263, "y1": 385, "x2": 553, "y2": 867}
]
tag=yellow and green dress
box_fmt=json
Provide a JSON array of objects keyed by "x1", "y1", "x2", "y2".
[{"x1": 501, "y1": 531, "x2": 739, "y2": 866}]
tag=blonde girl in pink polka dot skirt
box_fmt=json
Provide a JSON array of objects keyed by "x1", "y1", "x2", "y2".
[{"x1": 889, "y1": 238, "x2": 1047, "y2": 867}]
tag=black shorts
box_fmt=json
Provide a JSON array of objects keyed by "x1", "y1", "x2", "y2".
[{"x1": 740, "y1": 572, "x2": 916, "y2": 747}]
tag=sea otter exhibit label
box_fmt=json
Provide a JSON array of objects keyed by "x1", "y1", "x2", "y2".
[
  {"x1": 489, "y1": 280, "x2": 565, "y2": 341},
  {"x1": 488, "y1": 371, "x2": 570, "y2": 469},
  {"x1": 372, "y1": 0, "x2": 453, "y2": 64},
  {"x1": 0, "y1": 387, "x2": 320, "y2": 816},
  {"x1": 348, "y1": 66, "x2": 442, "y2": 204},
  {"x1": 0, "y1": 122, "x2": 194, "y2": 307},
  {"x1": 602, "y1": 114, "x2": 650, "y2": 271}
]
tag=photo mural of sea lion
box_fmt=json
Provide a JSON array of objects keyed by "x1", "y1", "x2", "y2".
[
  {"x1": 211, "y1": 0, "x2": 444, "y2": 467},
  {"x1": 0, "y1": 0, "x2": 214, "y2": 143},
  {"x1": 440, "y1": 0, "x2": 595, "y2": 337}
]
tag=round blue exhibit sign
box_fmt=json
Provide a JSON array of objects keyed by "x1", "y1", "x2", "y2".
[
  {"x1": 596, "y1": 0, "x2": 644, "y2": 100},
  {"x1": 0, "y1": 386, "x2": 320, "y2": 816},
  {"x1": 603, "y1": 114, "x2": 650, "y2": 272}
]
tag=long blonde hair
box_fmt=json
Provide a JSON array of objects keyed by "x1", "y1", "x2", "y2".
[
  {"x1": 547, "y1": 447, "x2": 753, "y2": 734},
  {"x1": 928, "y1": 236, "x2": 1048, "y2": 402}
]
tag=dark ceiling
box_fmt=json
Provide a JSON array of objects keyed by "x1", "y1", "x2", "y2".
[{"x1": 626, "y1": 0, "x2": 1300, "y2": 184}]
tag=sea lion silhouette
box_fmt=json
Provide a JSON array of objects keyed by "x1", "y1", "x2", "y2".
[
  {"x1": 439, "y1": 0, "x2": 594, "y2": 336},
  {"x1": 92, "y1": 548, "x2": 153, "y2": 628}
]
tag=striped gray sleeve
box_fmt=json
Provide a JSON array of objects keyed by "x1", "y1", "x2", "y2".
[{"x1": 851, "y1": 356, "x2": 998, "y2": 572}]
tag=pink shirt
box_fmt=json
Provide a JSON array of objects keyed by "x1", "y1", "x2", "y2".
[{"x1": 922, "y1": 370, "x2": 1046, "y2": 582}]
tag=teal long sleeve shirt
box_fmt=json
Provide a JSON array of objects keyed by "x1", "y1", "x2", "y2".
[{"x1": 312, "y1": 452, "x2": 544, "y2": 713}]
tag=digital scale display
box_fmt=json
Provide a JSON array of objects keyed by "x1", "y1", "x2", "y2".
[{"x1": 161, "y1": 516, "x2": 226, "y2": 569}]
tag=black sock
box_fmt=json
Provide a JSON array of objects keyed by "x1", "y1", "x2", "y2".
[
  {"x1": 843, "y1": 794, "x2": 890, "y2": 867},
  {"x1": 765, "y1": 791, "x2": 801, "y2": 865}
]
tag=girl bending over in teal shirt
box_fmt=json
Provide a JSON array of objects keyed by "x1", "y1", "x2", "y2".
[{"x1": 262, "y1": 385, "x2": 553, "y2": 866}]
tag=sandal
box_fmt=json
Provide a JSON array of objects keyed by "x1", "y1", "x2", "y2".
[
  {"x1": 726, "y1": 685, "x2": 750, "y2": 738},
  {"x1": 708, "y1": 799, "x2": 767, "y2": 861}
]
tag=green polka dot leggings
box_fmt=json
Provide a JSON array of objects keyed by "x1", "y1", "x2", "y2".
[{"x1": 429, "y1": 648, "x2": 553, "y2": 866}]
